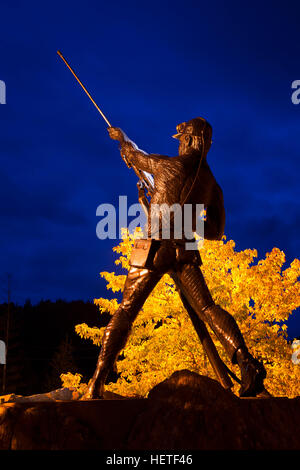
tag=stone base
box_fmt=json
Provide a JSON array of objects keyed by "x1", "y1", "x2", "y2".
[{"x1": 0, "y1": 370, "x2": 299, "y2": 450}]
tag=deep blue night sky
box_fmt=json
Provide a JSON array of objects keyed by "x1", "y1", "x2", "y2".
[{"x1": 0, "y1": 1, "x2": 299, "y2": 337}]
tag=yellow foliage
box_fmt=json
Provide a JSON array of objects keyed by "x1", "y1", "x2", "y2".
[
  {"x1": 67, "y1": 230, "x2": 300, "y2": 398},
  {"x1": 60, "y1": 372, "x2": 88, "y2": 395}
]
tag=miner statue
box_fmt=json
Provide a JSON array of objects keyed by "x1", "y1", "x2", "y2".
[{"x1": 83, "y1": 117, "x2": 269, "y2": 399}]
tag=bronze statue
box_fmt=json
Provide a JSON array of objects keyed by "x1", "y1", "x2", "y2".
[{"x1": 84, "y1": 117, "x2": 268, "y2": 399}]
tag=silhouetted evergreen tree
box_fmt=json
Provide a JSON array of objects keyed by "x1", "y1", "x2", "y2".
[{"x1": 43, "y1": 335, "x2": 77, "y2": 392}]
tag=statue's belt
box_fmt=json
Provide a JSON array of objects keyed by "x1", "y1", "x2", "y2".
[{"x1": 129, "y1": 238, "x2": 202, "y2": 269}]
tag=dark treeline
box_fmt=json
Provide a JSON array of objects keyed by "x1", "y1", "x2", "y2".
[{"x1": 0, "y1": 300, "x2": 111, "y2": 396}]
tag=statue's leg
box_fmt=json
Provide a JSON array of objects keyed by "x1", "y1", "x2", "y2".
[
  {"x1": 175, "y1": 263, "x2": 267, "y2": 397},
  {"x1": 83, "y1": 266, "x2": 161, "y2": 399}
]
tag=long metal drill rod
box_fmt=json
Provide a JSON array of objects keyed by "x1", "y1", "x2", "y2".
[{"x1": 57, "y1": 50, "x2": 112, "y2": 127}]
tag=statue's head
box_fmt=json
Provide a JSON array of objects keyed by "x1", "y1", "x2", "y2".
[{"x1": 173, "y1": 117, "x2": 212, "y2": 156}]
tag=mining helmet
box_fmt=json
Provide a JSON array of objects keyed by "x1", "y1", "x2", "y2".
[{"x1": 172, "y1": 117, "x2": 212, "y2": 142}]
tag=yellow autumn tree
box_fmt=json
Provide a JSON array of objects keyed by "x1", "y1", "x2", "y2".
[{"x1": 62, "y1": 230, "x2": 300, "y2": 398}]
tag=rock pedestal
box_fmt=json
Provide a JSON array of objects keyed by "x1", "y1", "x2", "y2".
[{"x1": 0, "y1": 370, "x2": 299, "y2": 450}]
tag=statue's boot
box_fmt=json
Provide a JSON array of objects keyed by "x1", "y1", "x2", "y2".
[
  {"x1": 200, "y1": 304, "x2": 268, "y2": 397},
  {"x1": 235, "y1": 347, "x2": 267, "y2": 397},
  {"x1": 82, "y1": 312, "x2": 130, "y2": 399},
  {"x1": 82, "y1": 348, "x2": 115, "y2": 399},
  {"x1": 83, "y1": 363, "x2": 107, "y2": 399}
]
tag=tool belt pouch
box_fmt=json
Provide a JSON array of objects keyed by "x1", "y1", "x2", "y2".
[{"x1": 129, "y1": 239, "x2": 158, "y2": 269}]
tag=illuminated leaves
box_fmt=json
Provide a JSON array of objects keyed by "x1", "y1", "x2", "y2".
[{"x1": 75, "y1": 323, "x2": 106, "y2": 346}]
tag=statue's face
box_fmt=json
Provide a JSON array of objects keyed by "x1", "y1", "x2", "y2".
[
  {"x1": 178, "y1": 134, "x2": 191, "y2": 155},
  {"x1": 178, "y1": 134, "x2": 208, "y2": 156}
]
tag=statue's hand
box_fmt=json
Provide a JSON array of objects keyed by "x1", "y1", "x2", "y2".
[{"x1": 108, "y1": 127, "x2": 126, "y2": 142}]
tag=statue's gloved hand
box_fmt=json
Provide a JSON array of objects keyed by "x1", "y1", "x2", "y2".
[
  {"x1": 108, "y1": 127, "x2": 126, "y2": 142},
  {"x1": 108, "y1": 127, "x2": 139, "y2": 166}
]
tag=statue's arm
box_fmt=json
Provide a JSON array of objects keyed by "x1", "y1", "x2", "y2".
[
  {"x1": 204, "y1": 184, "x2": 225, "y2": 240},
  {"x1": 107, "y1": 126, "x2": 166, "y2": 173},
  {"x1": 120, "y1": 140, "x2": 167, "y2": 174}
]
